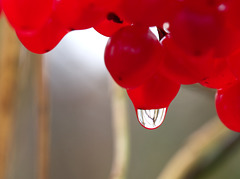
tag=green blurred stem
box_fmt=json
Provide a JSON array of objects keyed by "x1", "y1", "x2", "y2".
[
  {"x1": 109, "y1": 83, "x2": 130, "y2": 179},
  {"x1": 157, "y1": 116, "x2": 239, "y2": 179}
]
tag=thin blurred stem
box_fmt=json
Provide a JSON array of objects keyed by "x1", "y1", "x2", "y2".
[
  {"x1": 157, "y1": 116, "x2": 235, "y2": 179},
  {"x1": 185, "y1": 132, "x2": 240, "y2": 179},
  {"x1": 0, "y1": 16, "x2": 20, "y2": 179},
  {"x1": 34, "y1": 54, "x2": 50, "y2": 179},
  {"x1": 109, "y1": 83, "x2": 130, "y2": 179}
]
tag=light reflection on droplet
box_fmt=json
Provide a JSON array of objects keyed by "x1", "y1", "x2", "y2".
[{"x1": 137, "y1": 108, "x2": 167, "y2": 130}]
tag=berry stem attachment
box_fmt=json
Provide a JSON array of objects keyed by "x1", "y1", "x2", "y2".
[
  {"x1": 157, "y1": 27, "x2": 167, "y2": 41},
  {"x1": 107, "y1": 13, "x2": 124, "y2": 24}
]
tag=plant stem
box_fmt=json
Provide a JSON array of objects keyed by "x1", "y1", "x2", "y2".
[
  {"x1": 35, "y1": 54, "x2": 50, "y2": 179},
  {"x1": 0, "y1": 16, "x2": 20, "y2": 179},
  {"x1": 109, "y1": 83, "x2": 130, "y2": 179},
  {"x1": 184, "y1": 129, "x2": 240, "y2": 179}
]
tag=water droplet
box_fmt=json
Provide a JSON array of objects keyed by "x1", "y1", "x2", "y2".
[{"x1": 137, "y1": 108, "x2": 167, "y2": 130}]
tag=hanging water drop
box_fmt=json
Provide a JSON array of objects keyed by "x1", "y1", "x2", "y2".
[{"x1": 136, "y1": 108, "x2": 167, "y2": 130}]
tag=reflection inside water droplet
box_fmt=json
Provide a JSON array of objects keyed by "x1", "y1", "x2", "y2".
[{"x1": 137, "y1": 108, "x2": 167, "y2": 130}]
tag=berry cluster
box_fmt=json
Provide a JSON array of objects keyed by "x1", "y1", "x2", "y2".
[{"x1": 2, "y1": 0, "x2": 240, "y2": 131}]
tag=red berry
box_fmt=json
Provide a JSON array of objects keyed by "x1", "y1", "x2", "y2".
[
  {"x1": 17, "y1": 18, "x2": 69, "y2": 54},
  {"x1": 2, "y1": 0, "x2": 53, "y2": 32},
  {"x1": 54, "y1": 0, "x2": 115, "y2": 30},
  {"x1": 127, "y1": 73, "x2": 180, "y2": 130},
  {"x1": 200, "y1": 57, "x2": 237, "y2": 89},
  {"x1": 182, "y1": 0, "x2": 226, "y2": 14},
  {"x1": 94, "y1": 12, "x2": 130, "y2": 37},
  {"x1": 118, "y1": 0, "x2": 180, "y2": 27},
  {"x1": 226, "y1": 0, "x2": 240, "y2": 30},
  {"x1": 160, "y1": 35, "x2": 215, "y2": 85},
  {"x1": 170, "y1": 3, "x2": 224, "y2": 56},
  {"x1": 214, "y1": 20, "x2": 240, "y2": 58},
  {"x1": 127, "y1": 73, "x2": 180, "y2": 109},
  {"x1": 227, "y1": 48, "x2": 240, "y2": 80},
  {"x1": 104, "y1": 25, "x2": 162, "y2": 88},
  {"x1": 215, "y1": 82, "x2": 240, "y2": 132}
]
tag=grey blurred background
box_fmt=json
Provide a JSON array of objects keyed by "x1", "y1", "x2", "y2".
[{"x1": 8, "y1": 28, "x2": 240, "y2": 179}]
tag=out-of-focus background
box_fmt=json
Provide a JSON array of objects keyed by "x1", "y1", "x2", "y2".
[{"x1": 2, "y1": 22, "x2": 240, "y2": 179}]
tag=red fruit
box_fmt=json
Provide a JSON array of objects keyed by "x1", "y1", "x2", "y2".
[
  {"x1": 54, "y1": 0, "x2": 116, "y2": 30},
  {"x1": 170, "y1": 4, "x2": 223, "y2": 56},
  {"x1": 17, "y1": 18, "x2": 69, "y2": 54},
  {"x1": 215, "y1": 82, "x2": 240, "y2": 132},
  {"x1": 104, "y1": 25, "x2": 162, "y2": 89},
  {"x1": 127, "y1": 72, "x2": 180, "y2": 130},
  {"x1": 2, "y1": 0, "x2": 53, "y2": 32},
  {"x1": 200, "y1": 57, "x2": 237, "y2": 89},
  {"x1": 226, "y1": 0, "x2": 240, "y2": 30},
  {"x1": 182, "y1": 0, "x2": 227, "y2": 14},
  {"x1": 118, "y1": 0, "x2": 180, "y2": 27},
  {"x1": 160, "y1": 35, "x2": 215, "y2": 85},
  {"x1": 127, "y1": 73, "x2": 180, "y2": 109},
  {"x1": 214, "y1": 18, "x2": 240, "y2": 58},
  {"x1": 227, "y1": 48, "x2": 240, "y2": 80},
  {"x1": 94, "y1": 12, "x2": 130, "y2": 37}
]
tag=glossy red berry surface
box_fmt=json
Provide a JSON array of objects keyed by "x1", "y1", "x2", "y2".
[
  {"x1": 17, "y1": 18, "x2": 69, "y2": 54},
  {"x1": 214, "y1": 23, "x2": 240, "y2": 58},
  {"x1": 104, "y1": 25, "x2": 162, "y2": 89},
  {"x1": 200, "y1": 57, "x2": 237, "y2": 89},
  {"x1": 3, "y1": 0, "x2": 240, "y2": 132},
  {"x1": 215, "y1": 82, "x2": 240, "y2": 132},
  {"x1": 227, "y1": 49, "x2": 240, "y2": 80},
  {"x1": 160, "y1": 35, "x2": 215, "y2": 85},
  {"x1": 170, "y1": 6, "x2": 223, "y2": 56},
  {"x1": 2, "y1": 0, "x2": 53, "y2": 32},
  {"x1": 118, "y1": 0, "x2": 179, "y2": 27},
  {"x1": 182, "y1": 0, "x2": 226, "y2": 14},
  {"x1": 94, "y1": 13, "x2": 130, "y2": 37},
  {"x1": 127, "y1": 73, "x2": 180, "y2": 109},
  {"x1": 54, "y1": 0, "x2": 117, "y2": 30},
  {"x1": 226, "y1": 0, "x2": 240, "y2": 30}
]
